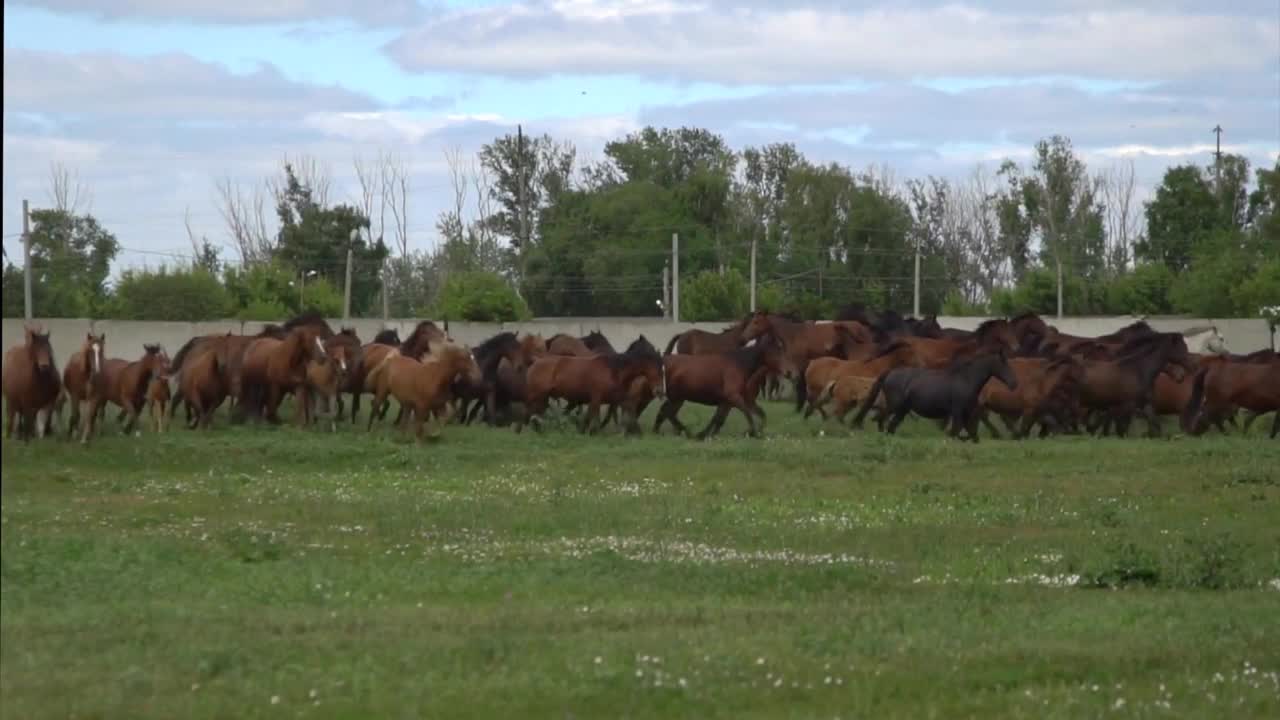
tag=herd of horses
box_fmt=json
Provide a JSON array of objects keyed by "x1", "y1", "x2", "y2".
[{"x1": 3, "y1": 306, "x2": 1277, "y2": 444}]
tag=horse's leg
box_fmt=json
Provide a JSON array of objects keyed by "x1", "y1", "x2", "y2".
[
  {"x1": 1240, "y1": 410, "x2": 1259, "y2": 434},
  {"x1": 732, "y1": 394, "x2": 760, "y2": 437},
  {"x1": 1144, "y1": 405, "x2": 1163, "y2": 438},
  {"x1": 580, "y1": 399, "x2": 603, "y2": 435},
  {"x1": 5, "y1": 405, "x2": 17, "y2": 439},
  {"x1": 696, "y1": 404, "x2": 731, "y2": 440},
  {"x1": 349, "y1": 391, "x2": 362, "y2": 424},
  {"x1": 66, "y1": 397, "x2": 81, "y2": 439},
  {"x1": 978, "y1": 409, "x2": 1003, "y2": 440},
  {"x1": 121, "y1": 400, "x2": 141, "y2": 436},
  {"x1": 884, "y1": 404, "x2": 909, "y2": 435}
]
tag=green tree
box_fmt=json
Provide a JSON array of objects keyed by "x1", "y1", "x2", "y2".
[
  {"x1": 681, "y1": 269, "x2": 750, "y2": 321},
  {"x1": 109, "y1": 267, "x2": 232, "y2": 320},
  {"x1": 434, "y1": 271, "x2": 530, "y2": 322},
  {"x1": 1103, "y1": 263, "x2": 1174, "y2": 315},
  {"x1": 1169, "y1": 230, "x2": 1252, "y2": 317},
  {"x1": 1139, "y1": 165, "x2": 1218, "y2": 272},
  {"x1": 1, "y1": 209, "x2": 119, "y2": 317},
  {"x1": 273, "y1": 163, "x2": 388, "y2": 314}
]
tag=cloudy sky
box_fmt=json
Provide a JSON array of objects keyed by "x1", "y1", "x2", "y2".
[{"x1": 3, "y1": 0, "x2": 1278, "y2": 269}]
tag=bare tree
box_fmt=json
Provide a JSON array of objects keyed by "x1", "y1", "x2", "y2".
[
  {"x1": 1098, "y1": 159, "x2": 1140, "y2": 273},
  {"x1": 353, "y1": 152, "x2": 386, "y2": 244},
  {"x1": 269, "y1": 153, "x2": 331, "y2": 210},
  {"x1": 955, "y1": 164, "x2": 1009, "y2": 301},
  {"x1": 214, "y1": 177, "x2": 273, "y2": 264},
  {"x1": 381, "y1": 149, "x2": 409, "y2": 256},
  {"x1": 47, "y1": 161, "x2": 92, "y2": 215}
]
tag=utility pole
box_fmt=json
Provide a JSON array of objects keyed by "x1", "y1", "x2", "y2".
[
  {"x1": 517, "y1": 124, "x2": 529, "y2": 261},
  {"x1": 1212, "y1": 125, "x2": 1224, "y2": 168},
  {"x1": 22, "y1": 199, "x2": 32, "y2": 320},
  {"x1": 342, "y1": 246, "x2": 354, "y2": 320},
  {"x1": 1056, "y1": 259, "x2": 1064, "y2": 320},
  {"x1": 749, "y1": 236, "x2": 757, "y2": 312},
  {"x1": 671, "y1": 232, "x2": 680, "y2": 324},
  {"x1": 381, "y1": 260, "x2": 390, "y2": 321},
  {"x1": 662, "y1": 263, "x2": 670, "y2": 320},
  {"x1": 912, "y1": 241, "x2": 921, "y2": 317}
]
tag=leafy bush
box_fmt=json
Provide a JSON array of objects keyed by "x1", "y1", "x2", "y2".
[
  {"x1": 109, "y1": 267, "x2": 232, "y2": 321},
  {"x1": 298, "y1": 277, "x2": 343, "y2": 318},
  {"x1": 1103, "y1": 262, "x2": 1174, "y2": 315},
  {"x1": 434, "y1": 271, "x2": 530, "y2": 322},
  {"x1": 681, "y1": 269, "x2": 750, "y2": 321},
  {"x1": 941, "y1": 290, "x2": 987, "y2": 316}
]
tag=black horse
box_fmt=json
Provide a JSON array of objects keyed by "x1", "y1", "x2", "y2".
[
  {"x1": 853, "y1": 351, "x2": 1018, "y2": 442},
  {"x1": 372, "y1": 328, "x2": 401, "y2": 346},
  {"x1": 454, "y1": 331, "x2": 523, "y2": 426}
]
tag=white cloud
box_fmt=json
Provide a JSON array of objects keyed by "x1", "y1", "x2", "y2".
[
  {"x1": 386, "y1": 2, "x2": 1279, "y2": 86},
  {"x1": 8, "y1": 0, "x2": 424, "y2": 26}
]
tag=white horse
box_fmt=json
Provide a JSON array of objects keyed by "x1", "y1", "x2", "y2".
[{"x1": 1182, "y1": 325, "x2": 1228, "y2": 355}]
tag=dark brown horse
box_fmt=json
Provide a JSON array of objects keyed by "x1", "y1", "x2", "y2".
[
  {"x1": 237, "y1": 323, "x2": 332, "y2": 424},
  {"x1": 664, "y1": 318, "x2": 749, "y2": 355},
  {"x1": 1077, "y1": 333, "x2": 1195, "y2": 438},
  {"x1": 1184, "y1": 356, "x2": 1279, "y2": 438},
  {"x1": 3, "y1": 325, "x2": 61, "y2": 440},
  {"x1": 87, "y1": 344, "x2": 170, "y2": 439},
  {"x1": 977, "y1": 356, "x2": 1085, "y2": 439},
  {"x1": 653, "y1": 335, "x2": 791, "y2": 439},
  {"x1": 1037, "y1": 320, "x2": 1157, "y2": 357},
  {"x1": 62, "y1": 331, "x2": 106, "y2": 442},
  {"x1": 518, "y1": 336, "x2": 665, "y2": 434}
]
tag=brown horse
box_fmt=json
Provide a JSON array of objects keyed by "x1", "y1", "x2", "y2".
[
  {"x1": 1148, "y1": 354, "x2": 1238, "y2": 434},
  {"x1": 366, "y1": 342, "x2": 482, "y2": 441},
  {"x1": 1037, "y1": 320, "x2": 1157, "y2": 357},
  {"x1": 899, "y1": 319, "x2": 1020, "y2": 369},
  {"x1": 664, "y1": 318, "x2": 749, "y2": 355},
  {"x1": 303, "y1": 331, "x2": 360, "y2": 431},
  {"x1": 176, "y1": 346, "x2": 227, "y2": 430},
  {"x1": 518, "y1": 336, "x2": 665, "y2": 434},
  {"x1": 977, "y1": 357, "x2": 1086, "y2": 439},
  {"x1": 62, "y1": 331, "x2": 106, "y2": 442},
  {"x1": 3, "y1": 325, "x2": 61, "y2": 440},
  {"x1": 1184, "y1": 357, "x2": 1279, "y2": 438},
  {"x1": 1077, "y1": 333, "x2": 1195, "y2": 438},
  {"x1": 546, "y1": 333, "x2": 595, "y2": 356},
  {"x1": 400, "y1": 320, "x2": 447, "y2": 358},
  {"x1": 653, "y1": 335, "x2": 790, "y2": 439},
  {"x1": 237, "y1": 323, "x2": 332, "y2": 424},
  {"x1": 145, "y1": 374, "x2": 171, "y2": 433},
  {"x1": 741, "y1": 311, "x2": 869, "y2": 411},
  {"x1": 87, "y1": 344, "x2": 170, "y2": 439},
  {"x1": 806, "y1": 341, "x2": 924, "y2": 421}
]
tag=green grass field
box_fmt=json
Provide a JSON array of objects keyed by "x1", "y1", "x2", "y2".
[{"x1": 3, "y1": 402, "x2": 1279, "y2": 719}]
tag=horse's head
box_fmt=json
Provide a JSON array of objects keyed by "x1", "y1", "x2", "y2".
[
  {"x1": 624, "y1": 335, "x2": 665, "y2": 397},
  {"x1": 323, "y1": 336, "x2": 355, "y2": 377},
  {"x1": 372, "y1": 328, "x2": 401, "y2": 346},
  {"x1": 519, "y1": 334, "x2": 547, "y2": 364},
  {"x1": 975, "y1": 318, "x2": 1018, "y2": 353},
  {"x1": 757, "y1": 334, "x2": 797, "y2": 379},
  {"x1": 909, "y1": 314, "x2": 943, "y2": 339},
  {"x1": 82, "y1": 332, "x2": 106, "y2": 377},
  {"x1": 142, "y1": 344, "x2": 170, "y2": 377},
  {"x1": 741, "y1": 311, "x2": 772, "y2": 341},
  {"x1": 986, "y1": 348, "x2": 1018, "y2": 391},
  {"x1": 27, "y1": 327, "x2": 53, "y2": 372}
]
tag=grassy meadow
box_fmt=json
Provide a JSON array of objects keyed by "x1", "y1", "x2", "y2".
[{"x1": 2, "y1": 402, "x2": 1279, "y2": 719}]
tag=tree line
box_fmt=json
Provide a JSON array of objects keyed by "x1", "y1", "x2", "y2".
[{"x1": 3, "y1": 131, "x2": 1277, "y2": 323}]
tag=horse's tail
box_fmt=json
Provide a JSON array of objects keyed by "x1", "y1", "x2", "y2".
[
  {"x1": 1182, "y1": 367, "x2": 1210, "y2": 434},
  {"x1": 664, "y1": 332, "x2": 682, "y2": 356},
  {"x1": 851, "y1": 368, "x2": 892, "y2": 428}
]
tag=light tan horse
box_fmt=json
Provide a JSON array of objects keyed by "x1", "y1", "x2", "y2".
[{"x1": 367, "y1": 342, "x2": 482, "y2": 441}]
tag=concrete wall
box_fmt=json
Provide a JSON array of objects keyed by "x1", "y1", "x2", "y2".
[{"x1": 4, "y1": 315, "x2": 1274, "y2": 369}]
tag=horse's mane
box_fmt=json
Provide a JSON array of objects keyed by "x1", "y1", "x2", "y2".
[
  {"x1": 400, "y1": 321, "x2": 442, "y2": 354},
  {"x1": 1115, "y1": 320, "x2": 1155, "y2": 336},
  {"x1": 607, "y1": 336, "x2": 660, "y2": 370},
  {"x1": 727, "y1": 336, "x2": 776, "y2": 372},
  {"x1": 169, "y1": 335, "x2": 207, "y2": 371},
  {"x1": 339, "y1": 327, "x2": 359, "y2": 338},
  {"x1": 372, "y1": 329, "x2": 400, "y2": 345},
  {"x1": 869, "y1": 339, "x2": 911, "y2": 360},
  {"x1": 1113, "y1": 332, "x2": 1178, "y2": 364},
  {"x1": 973, "y1": 318, "x2": 1006, "y2": 337},
  {"x1": 474, "y1": 331, "x2": 519, "y2": 363},
  {"x1": 581, "y1": 330, "x2": 615, "y2": 352},
  {"x1": 282, "y1": 311, "x2": 332, "y2": 332},
  {"x1": 1009, "y1": 311, "x2": 1043, "y2": 323},
  {"x1": 256, "y1": 324, "x2": 287, "y2": 338}
]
